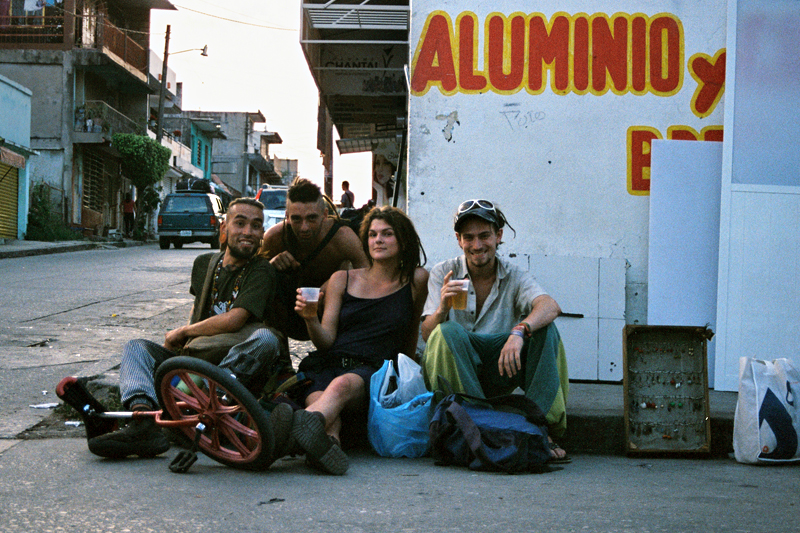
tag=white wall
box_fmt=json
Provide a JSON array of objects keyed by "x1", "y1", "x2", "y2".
[
  {"x1": 716, "y1": 0, "x2": 800, "y2": 392},
  {"x1": 407, "y1": 1, "x2": 728, "y2": 380}
]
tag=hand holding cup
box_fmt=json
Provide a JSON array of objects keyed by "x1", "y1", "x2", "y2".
[
  {"x1": 450, "y1": 279, "x2": 469, "y2": 310},
  {"x1": 296, "y1": 287, "x2": 321, "y2": 319}
]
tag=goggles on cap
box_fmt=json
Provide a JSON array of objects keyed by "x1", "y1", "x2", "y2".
[
  {"x1": 457, "y1": 199, "x2": 496, "y2": 215},
  {"x1": 454, "y1": 199, "x2": 504, "y2": 230}
]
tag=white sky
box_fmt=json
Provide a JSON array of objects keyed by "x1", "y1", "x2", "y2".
[{"x1": 150, "y1": 0, "x2": 373, "y2": 204}]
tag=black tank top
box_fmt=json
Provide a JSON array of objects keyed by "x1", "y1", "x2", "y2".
[{"x1": 327, "y1": 275, "x2": 414, "y2": 367}]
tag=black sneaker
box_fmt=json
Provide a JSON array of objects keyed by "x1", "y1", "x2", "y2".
[
  {"x1": 291, "y1": 410, "x2": 348, "y2": 475},
  {"x1": 269, "y1": 402, "x2": 297, "y2": 462},
  {"x1": 88, "y1": 418, "x2": 170, "y2": 459}
]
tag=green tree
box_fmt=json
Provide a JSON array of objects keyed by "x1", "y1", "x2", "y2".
[{"x1": 112, "y1": 133, "x2": 171, "y2": 240}]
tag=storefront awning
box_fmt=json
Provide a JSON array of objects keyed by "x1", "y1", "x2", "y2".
[{"x1": 0, "y1": 146, "x2": 26, "y2": 169}]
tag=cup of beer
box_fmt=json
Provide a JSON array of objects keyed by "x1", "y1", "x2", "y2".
[
  {"x1": 300, "y1": 287, "x2": 320, "y2": 314},
  {"x1": 451, "y1": 279, "x2": 469, "y2": 310}
]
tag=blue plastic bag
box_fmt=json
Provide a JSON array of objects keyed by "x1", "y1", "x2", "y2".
[{"x1": 368, "y1": 357, "x2": 433, "y2": 458}]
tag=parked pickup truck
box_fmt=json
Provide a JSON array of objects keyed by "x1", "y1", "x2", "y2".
[{"x1": 157, "y1": 191, "x2": 225, "y2": 249}]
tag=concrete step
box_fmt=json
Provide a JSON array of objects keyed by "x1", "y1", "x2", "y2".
[
  {"x1": 560, "y1": 382, "x2": 737, "y2": 457},
  {"x1": 50, "y1": 375, "x2": 738, "y2": 458}
]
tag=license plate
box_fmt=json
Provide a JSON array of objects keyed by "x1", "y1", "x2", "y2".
[{"x1": 179, "y1": 230, "x2": 192, "y2": 237}]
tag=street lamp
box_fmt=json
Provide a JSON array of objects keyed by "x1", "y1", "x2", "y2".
[
  {"x1": 155, "y1": 25, "x2": 208, "y2": 142},
  {"x1": 173, "y1": 45, "x2": 208, "y2": 57}
]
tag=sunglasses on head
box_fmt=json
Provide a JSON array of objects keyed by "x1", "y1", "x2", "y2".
[{"x1": 457, "y1": 199, "x2": 496, "y2": 214}]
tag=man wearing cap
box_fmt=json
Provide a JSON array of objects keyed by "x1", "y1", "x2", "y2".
[{"x1": 420, "y1": 199, "x2": 570, "y2": 462}]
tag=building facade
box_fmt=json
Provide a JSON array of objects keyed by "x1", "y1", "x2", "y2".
[
  {"x1": 300, "y1": 0, "x2": 409, "y2": 204},
  {"x1": 0, "y1": 0, "x2": 175, "y2": 235},
  {"x1": 300, "y1": 0, "x2": 800, "y2": 390},
  {"x1": 174, "y1": 110, "x2": 281, "y2": 196},
  {"x1": 0, "y1": 72, "x2": 33, "y2": 239}
]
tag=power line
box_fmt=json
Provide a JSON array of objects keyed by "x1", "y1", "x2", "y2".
[
  {"x1": 172, "y1": 4, "x2": 297, "y2": 31},
  {"x1": 191, "y1": 0, "x2": 272, "y2": 24},
  {"x1": 44, "y1": 3, "x2": 295, "y2": 37}
]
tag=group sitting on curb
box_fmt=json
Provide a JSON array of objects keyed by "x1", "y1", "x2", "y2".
[{"x1": 87, "y1": 179, "x2": 570, "y2": 473}]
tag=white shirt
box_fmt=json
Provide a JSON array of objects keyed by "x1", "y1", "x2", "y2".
[{"x1": 422, "y1": 255, "x2": 547, "y2": 334}]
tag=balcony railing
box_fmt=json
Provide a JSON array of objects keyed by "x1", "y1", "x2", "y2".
[
  {"x1": 94, "y1": 17, "x2": 147, "y2": 75},
  {"x1": 0, "y1": 14, "x2": 147, "y2": 76},
  {"x1": 0, "y1": 15, "x2": 65, "y2": 45},
  {"x1": 74, "y1": 100, "x2": 144, "y2": 137}
]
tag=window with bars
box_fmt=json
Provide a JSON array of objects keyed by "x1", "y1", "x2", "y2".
[{"x1": 82, "y1": 150, "x2": 105, "y2": 212}]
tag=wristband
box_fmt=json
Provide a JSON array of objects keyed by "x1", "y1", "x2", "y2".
[
  {"x1": 515, "y1": 322, "x2": 532, "y2": 338},
  {"x1": 511, "y1": 322, "x2": 531, "y2": 339}
]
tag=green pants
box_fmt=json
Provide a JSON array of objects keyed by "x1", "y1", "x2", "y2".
[{"x1": 423, "y1": 321, "x2": 569, "y2": 438}]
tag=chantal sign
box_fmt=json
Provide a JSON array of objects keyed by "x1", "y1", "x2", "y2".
[{"x1": 407, "y1": 1, "x2": 727, "y2": 332}]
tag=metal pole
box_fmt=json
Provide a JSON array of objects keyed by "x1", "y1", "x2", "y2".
[
  {"x1": 392, "y1": 127, "x2": 407, "y2": 208},
  {"x1": 155, "y1": 24, "x2": 170, "y2": 143}
]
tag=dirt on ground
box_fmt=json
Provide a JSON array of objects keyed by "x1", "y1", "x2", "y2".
[{"x1": 18, "y1": 374, "x2": 122, "y2": 440}]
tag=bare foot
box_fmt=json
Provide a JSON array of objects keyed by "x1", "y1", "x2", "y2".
[{"x1": 547, "y1": 436, "x2": 570, "y2": 463}]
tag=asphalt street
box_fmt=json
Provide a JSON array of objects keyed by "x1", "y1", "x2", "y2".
[
  {"x1": 0, "y1": 244, "x2": 206, "y2": 437},
  {"x1": 1, "y1": 439, "x2": 798, "y2": 533}
]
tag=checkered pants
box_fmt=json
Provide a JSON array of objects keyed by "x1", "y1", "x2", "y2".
[{"x1": 119, "y1": 328, "x2": 282, "y2": 409}]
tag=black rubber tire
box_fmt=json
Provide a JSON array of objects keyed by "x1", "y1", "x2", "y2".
[
  {"x1": 209, "y1": 235, "x2": 220, "y2": 250},
  {"x1": 173, "y1": 241, "x2": 183, "y2": 249},
  {"x1": 159, "y1": 237, "x2": 170, "y2": 250},
  {"x1": 155, "y1": 357, "x2": 274, "y2": 470}
]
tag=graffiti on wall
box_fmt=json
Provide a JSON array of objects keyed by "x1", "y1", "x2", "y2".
[{"x1": 410, "y1": 10, "x2": 726, "y2": 194}]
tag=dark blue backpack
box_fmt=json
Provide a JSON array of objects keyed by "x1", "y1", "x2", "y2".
[{"x1": 429, "y1": 393, "x2": 552, "y2": 473}]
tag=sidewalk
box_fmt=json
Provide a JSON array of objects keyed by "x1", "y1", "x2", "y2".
[
  {"x1": 0, "y1": 237, "x2": 147, "y2": 259},
  {"x1": 4, "y1": 238, "x2": 739, "y2": 457},
  {"x1": 67, "y1": 369, "x2": 738, "y2": 458},
  {"x1": 561, "y1": 381, "x2": 737, "y2": 457}
]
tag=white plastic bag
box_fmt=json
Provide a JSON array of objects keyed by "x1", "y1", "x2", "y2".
[
  {"x1": 379, "y1": 353, "x2": 428, "y2": 408},
  {"x1": 733, "y1": 357, "x2": 800, "y2": 464}
]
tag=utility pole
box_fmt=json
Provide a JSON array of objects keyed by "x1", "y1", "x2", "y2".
[{"x1": 155, "y1": 24, "x2": 170, "y2": 143}]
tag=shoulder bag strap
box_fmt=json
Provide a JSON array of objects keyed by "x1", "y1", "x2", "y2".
[
  {"x1": 191, "y1": 252, "x2": 225, "y2": 325},
  {"x1": 298, "y1": 220, "x2": 342, "y2": 268},
  {"x1": 445, "y1": 398, "x2": 514, "y2": 473}
]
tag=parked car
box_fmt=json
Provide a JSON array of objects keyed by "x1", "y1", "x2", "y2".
[
  {"x1": 255, "y1": 185, "x2": 288, "y2": 229},
  {"x1": 157, "y1": 191, "x2": 225, "y2": 249}
]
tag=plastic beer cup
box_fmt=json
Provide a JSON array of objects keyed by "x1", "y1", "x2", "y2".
[
  {"x1": 451, "y1": 279, "x2": 469, "y2": 310},
  {"x1": 300, "y1": 287, "x2": 320, "y2": 314}
]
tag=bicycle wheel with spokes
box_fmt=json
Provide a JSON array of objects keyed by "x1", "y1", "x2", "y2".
[{"x1": 155, "y1": 356, "x2": 274, "y2": 470}]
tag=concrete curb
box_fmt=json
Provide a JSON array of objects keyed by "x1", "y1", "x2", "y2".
[
  {"x1": 0, "y1": 239, "x2": 148, "y2": 260},
  {"x1": 45, "y1": 373, "x2": 735, "y2": 458}
]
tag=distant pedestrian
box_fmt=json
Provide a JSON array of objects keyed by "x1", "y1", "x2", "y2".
[
  {"x1": 340, "y1": 181, "x2": 355, "y2": 209},
  {"x1": 122, "y1": 193, "x2": 136, "y2": 237}
]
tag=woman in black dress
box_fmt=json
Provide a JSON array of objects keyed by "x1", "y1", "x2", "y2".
[{"x1": 290, "y1": 206, "x2": 428, "y2": 474}]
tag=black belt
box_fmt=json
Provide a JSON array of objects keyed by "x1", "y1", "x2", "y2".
[{"x1": 339, "y1": 357, "x2": 365, "y2": 370}]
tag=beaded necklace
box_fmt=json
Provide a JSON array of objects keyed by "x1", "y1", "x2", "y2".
[{"x1": 209, "y1": 256, "x2": 248, "y2": 316}]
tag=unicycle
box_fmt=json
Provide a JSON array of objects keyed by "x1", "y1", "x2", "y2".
[{"x1": 57, "y1": 356, "x2": 274, "y2": 473}]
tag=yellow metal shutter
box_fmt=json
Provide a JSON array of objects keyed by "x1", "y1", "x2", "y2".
[{"x1": 0, "y1": 163, "x2": 19, "y2": 239}]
